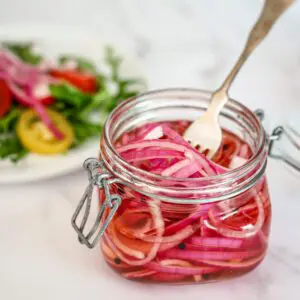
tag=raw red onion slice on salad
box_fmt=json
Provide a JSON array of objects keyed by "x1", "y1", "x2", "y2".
[
  {"x1": 0, "y1": 49, "x2": 63, "y2": 139},
  {"x1": 9, "y1": 81, "x2": 63, "y2": 139}
]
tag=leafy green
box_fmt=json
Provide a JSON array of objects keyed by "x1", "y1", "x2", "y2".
[
  {"x1": 58, "y1": 55, "x2": 97, "y2": 74},
  {"x1": 0, "y1": 133, "x2": 28, "y2": 163},
  {"x1": 0, "y1": 106, "x2": 22, "y2": 133},
  {"x1": 0, "y1": 44, "x2": 144, "y2": 163},
  {"x1": 49, "y1": 47, "x2": 143, "y2": 149},
  {"x1": 2, "y1": 42, "x2": 42, "y2": 65},
  {"x1": 71, "y1": 119, "x2": 103, "y2": 146},
  {"x1": 0, "y1": 106, "x2": 27, "y2": 163},
  {"x1": 101, "y1": 47, "x2": 145, "y2": 110},
  {"x1": 105, "y1": 46, "x2": 122, "y2": 82},
  {"x1": 50, "y1": 84, "x2": 90, "y2": 108},
  {"x1": 79, "y1": 89, "x2": 112, "y2": 119},
  {"x1": 49, "y1": 86, "x2": 104, "y2": 145}
]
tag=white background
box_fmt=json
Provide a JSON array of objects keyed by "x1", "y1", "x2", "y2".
[{"x1": 0, "y1": 1, "x2": 300, "y2": 300}]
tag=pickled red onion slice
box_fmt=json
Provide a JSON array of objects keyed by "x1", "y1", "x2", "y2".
[
  {"x1": 102, "y1": 121, "x2": 270, "y2": 282},
  {"x1": 123, "y1": 269, "x2": 157, "y2": 279},
  {"x1": 105, "y1": 200, "x2": 164, "y2": 266},
  {"x1": 146, "y1": 259, "x2": 219, "y2": 276},
  {"x1": 189, "y1": 237, "x2": 243, "y2": 249}
]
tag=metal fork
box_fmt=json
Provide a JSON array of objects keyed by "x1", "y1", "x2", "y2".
[{"x1": 183, "y1": 0, "x2": 296, "y2": 158}]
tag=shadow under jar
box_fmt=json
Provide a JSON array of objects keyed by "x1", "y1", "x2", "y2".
[{"x1": 95, "y1": 89, "x2": 271, "y2": 284}]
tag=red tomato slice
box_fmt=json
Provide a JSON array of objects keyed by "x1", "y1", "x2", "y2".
[
  {"x1": 39, "y1": 96, "x2": 54, "y2": 105},
  {"x1": 50, "y1": 70, "x2": 97, "y2": 93},
  {"x1": 0, "y1": 80, "x2": 12, "y2": 117}
]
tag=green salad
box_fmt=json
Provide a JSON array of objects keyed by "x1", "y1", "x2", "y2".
[{"x1": 0, "y1": 42, "x2": 144, "y2": 162}]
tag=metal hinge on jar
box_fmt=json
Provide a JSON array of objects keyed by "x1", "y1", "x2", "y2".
[
  {"x1": 72, "y1": 110, "x2": 300, "y2": 249},
  {"x1": 71, "y1": 158, "x2": 122, "y2": 249},
  {"x1": 255, "y1": 109, "x2": 300, "y2": 172},
  {"x1": 268, "y1": 126, "x2": 300, "y2": 172}
]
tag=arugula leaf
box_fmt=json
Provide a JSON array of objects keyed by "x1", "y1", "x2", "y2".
[
  {"x1": 79, "y1": 89, "x2": 113, "y2": 118},
  {"x1": 59, "y1": 55, "x2": 97, "y2": 74},
  {"x1": 3, "y1": 42, "x2": 42, "y2": 65},
  {"x1": 0, "y1": 106, "x2": 27, "y2": 162},
  {"x1": 100, "y1": 47, "x2": 144, "y2": 111},
  {"x1": 49, "y1": 83, "x2": 104, "y2": 146},
  {"x1": 105, "y1": 46, "x2": 122, "y2": 82},
  {"x1": 95, "y1": 73, "x2": 106, "y2": 90},
  {"x1": 49, "y1": 84, "x2": 91, "y2": 108},
  {"x1": 0, "y1": 107, "x2": 22, "y2": 133},
  {"x1": 0, "y1": 45, "x2": 144, "y2": 163},
  {"x1": 0, "y1": 134, "x2": 28, "y2": 163},
  {"x1": 71, "y1": 119, "x2": 102, "y2": 146},
  {"x1": 116, "y1": 79, "x2": 144, "y2": 99},
  {"x1": 51, "y1": 47, "x2": 143, "y2": 117}
]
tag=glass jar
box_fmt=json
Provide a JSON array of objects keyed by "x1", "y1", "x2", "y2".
[{"x1": 72, "y1": 88, "x2": 298, "y2": 284}]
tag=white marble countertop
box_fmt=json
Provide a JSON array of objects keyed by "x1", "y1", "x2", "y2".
[{"x1": 1, "y1": 1, "x2": 300, "y2": 299}]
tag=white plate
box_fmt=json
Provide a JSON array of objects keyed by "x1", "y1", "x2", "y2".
[{"x1": 0, "y1": 24, "x2": 145, "y2": 184}]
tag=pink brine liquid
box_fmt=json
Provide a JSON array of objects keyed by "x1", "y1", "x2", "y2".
[{"x1": 99, "y1": 121, "x2": 271, "y2": 283}]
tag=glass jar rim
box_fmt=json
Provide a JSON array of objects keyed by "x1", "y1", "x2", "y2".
[{"x1": 101, "y1": 88, "x2": 268, "y2": 202}]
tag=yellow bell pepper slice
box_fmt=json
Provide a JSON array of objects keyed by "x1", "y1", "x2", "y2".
[{"x1": 16, "y1": 108, "x2": 74, "y2": 155}]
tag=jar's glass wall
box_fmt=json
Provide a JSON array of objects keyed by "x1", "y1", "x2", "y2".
[
  {"x1": 99, "y1": 89, "x2": 271, "y2": 284},
  {"x1": 106, "y1": 89, "x2": 262, "y2": 156},
  {"x1": 100, "y1": 177, "x2": 271, "y2": 283},
  {"x1": 101, "y1": 89, "x2": 266, "y2": 201}
]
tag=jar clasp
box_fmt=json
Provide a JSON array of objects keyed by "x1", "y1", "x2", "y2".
[
  {"x1": 268, "y1": 126, "x2": 300, "y2": 172},
  {"x1": 255, "y1": 109, "x2": 300, "y2": 172},
  {"x1": 71, "y1": 158, "x2": 122, "y2": 249}
]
